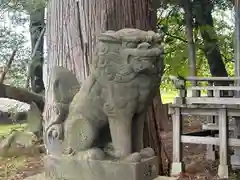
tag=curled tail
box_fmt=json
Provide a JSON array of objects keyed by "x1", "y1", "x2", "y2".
[{"x1": 44, "y1": 66, "x2": 81, "y2": 154}]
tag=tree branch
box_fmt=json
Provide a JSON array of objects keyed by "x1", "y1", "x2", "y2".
[
  {"x1": 0, "y1": 48, "x2": 44, "y2": 111},
  {"x1": 221, "y1": 53, "x2": 234, "y2": 63},
  {"x1": 164, "y1": 32, "x2": 188, "y2": 43},
  {"x1": 0, "y1": 49, "x2": 17, "y2": 84},
  {"x1": 0, "y1": 84, "x2": 44, "y2": 111}
]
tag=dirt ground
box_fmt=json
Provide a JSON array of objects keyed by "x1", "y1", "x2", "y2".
[
  {"x1": 161, "y1": 116, "x2": 239, "y2": 180},
  {"x1": 0, "y1": 155, "x2": 43, "y2": 180},
  {"x1": 161, "y1": 116, "x2": 218, "y2": 180},
  {"x1": 0, "y1": 116, "x2": 239, "y2": 180}
]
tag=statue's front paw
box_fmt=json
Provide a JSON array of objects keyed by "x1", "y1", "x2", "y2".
[
  {"x1": 104, "y1": 145, "x2": 141, "y2": 162},
  {"x1": 123, "y1": 148, "x2": 155, "y2": 162},
  {"x1": 76, "y1": 148, "x2": 105, "y2": 160},
  {"x1": 106, "y1": 149, "x2": 142, "y2": 162},
  {"x1": 104, "y1": 143, "x2": 127, "y2": 159},
  {"x1": 104, "y1": 147, "x2": 122, "y2": 159},
  {"x1": 140, "y1": 147, "x2": 155, "y2": 158},
  {"x1": 123, "y1": 152, "x2": 142, "y2": 162}
]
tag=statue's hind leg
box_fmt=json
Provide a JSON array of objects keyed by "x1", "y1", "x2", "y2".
[{"x1": 64, "y1": 116, "x2": 105, "y2": 160}]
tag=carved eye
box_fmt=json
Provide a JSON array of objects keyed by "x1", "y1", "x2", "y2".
[{"x1": 126, "y1": 42, "x2": 137, "y2": 48}]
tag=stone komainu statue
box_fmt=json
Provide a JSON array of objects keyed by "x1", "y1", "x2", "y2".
[{"x1": 45, "y1": 28, "x2": 164, "y2": 162}]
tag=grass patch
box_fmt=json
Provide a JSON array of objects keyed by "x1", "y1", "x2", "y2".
[
  {"x1": 161, "y1": 91, "x2": 177, "y2": 104},
  {"x1": 0, "y1": 92, "x2": 178, "y2": 137},
  {"x1": 0, "y1": 124, "x2": 26, "y2": 137}
]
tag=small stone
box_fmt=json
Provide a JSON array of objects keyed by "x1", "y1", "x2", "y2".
[{"x1": 124, "y1": 152, "x2": 141, "y2": 162}]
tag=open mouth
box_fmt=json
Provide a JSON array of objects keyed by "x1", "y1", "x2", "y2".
[
  {"x1": 124, "y1": 47, "x2": 162, "y2": 58},
  {"x1": 132, "y1": 60, "x2": 155, "y2": 73}
]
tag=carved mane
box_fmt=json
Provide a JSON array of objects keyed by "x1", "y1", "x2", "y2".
[{"x1": 90, "y1": 28, "x2": 162, "y2": 81}]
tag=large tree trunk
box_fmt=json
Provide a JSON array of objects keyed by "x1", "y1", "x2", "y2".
[{"x1": 44, "y1": 0, "x2": 164, "y2": 173}]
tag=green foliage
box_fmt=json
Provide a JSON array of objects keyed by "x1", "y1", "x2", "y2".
[
  {"x1": 158, "y1": 4, "x2": 234, "y2": 91},
  {"x1": 0, "y1": 0, "x2": 46, "y2": 88},
  {"x1": 0, "y1": 0, "x2": 236, "y2": 93},
  {"x1": 212, "y1": 0, "x2": 233, "y2": 10},
  {"x1": 0, "y1": 11, "x2": 31, "y2": 87},
  {"x1": 0, "y1": 0, "x2": 46, "y2": 13},
  {"x1": 0, "y1": 124, "x2": 25, "y2": 136}
]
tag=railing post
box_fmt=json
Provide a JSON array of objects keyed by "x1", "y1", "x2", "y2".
[
  {"x1": 171, "y1": 107, "x2": 184, "y2": 176},
  {"x1": 218, "y1": 108, "x2": 229, "y2": 179}
]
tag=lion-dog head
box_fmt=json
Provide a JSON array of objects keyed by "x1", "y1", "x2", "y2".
[{"x1": 91, "y1": 28, "x2": 164, "y2": 83}]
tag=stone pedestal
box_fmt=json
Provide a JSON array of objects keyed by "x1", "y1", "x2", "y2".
[
  {"x1": 24, "y1": 173, "x2": 178, "y2": 180},
  {"x1": 44, "y1": 155, "x2": 159, "y2": 180}
]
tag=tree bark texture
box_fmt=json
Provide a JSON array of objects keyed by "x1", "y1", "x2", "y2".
[{"x1": 44, "y1": 0, "x2": 164, "y2": 173}]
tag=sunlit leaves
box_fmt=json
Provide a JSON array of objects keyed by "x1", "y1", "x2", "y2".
[
  {"x1": 0, "y1": 0, "x2": 46, "y2": 13},
  {"x1": 0, "y1": 8, "x2": 30, "y2": 87},
  {"x1": 0, "y1": 0, "x2": 45, "y2": 88},
  {"x1": 158, "y1": 2, "x2": 234, "y2": 90},
  {"x1": 0, "y1": 25, "x2": 30, "y2": 87},
  {"x1": 212, "y1": 0, "x2": 233, "y2": 10}
]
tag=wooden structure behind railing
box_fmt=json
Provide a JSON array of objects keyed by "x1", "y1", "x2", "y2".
[{"x1": 169, "y1": 76, "x2": 240, "y2": 179}]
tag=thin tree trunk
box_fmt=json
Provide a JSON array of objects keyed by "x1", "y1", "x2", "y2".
[
  {"x1": 182, "y1": 0, "x2": 197, "y2": 97},
  {"x1": 44, "y1": 0, "x2": 164, "y2": 173},
  {"x1": 182, "y1": 0, "x2": 196, "y2": 77},
  {"x1": 0, "y1": 83, "x2": 44, "y2": 110},
  {"x1": 29, "y1": 8, "x2": 45, "y2": 93},
  {"x1": 193, "y1": 0, "x2": 228, "y2": 78}
]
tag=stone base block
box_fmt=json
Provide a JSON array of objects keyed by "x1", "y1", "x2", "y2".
[
  {"x1": 24, "y1": 173, "x2": 52, "y2": 180},
  {"x1": 155, "y1": 176, "x2": 178, "y2": 180},
  {"x1": 44, "y1": 155, "x2": 159, "y2": 180},
  {"x1": 24, "y1": 174, "x2": 178, "y2": 180}
]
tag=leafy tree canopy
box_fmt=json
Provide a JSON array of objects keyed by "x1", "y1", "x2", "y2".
[
  {"x1": 158, "y1": 1, "x2": 235, "y2": 91},
  {"x1": 0, "y1": 8, "x2": 31, "y2": 87},
  {"x1": 0, "y1": 0, "x2": 236, "y2": 91}
]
